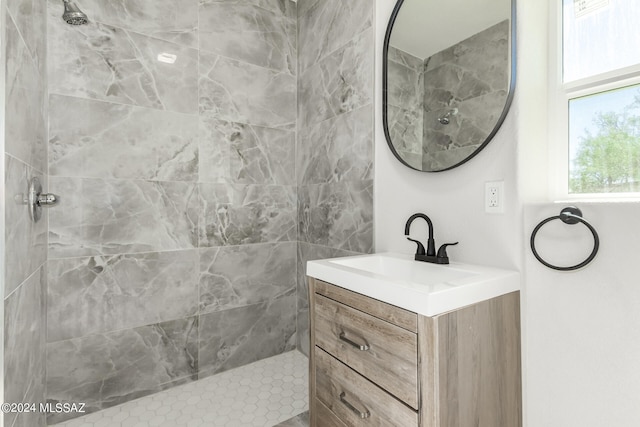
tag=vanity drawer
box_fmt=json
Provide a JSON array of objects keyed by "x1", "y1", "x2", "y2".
[
  {"x1": 314, "y1": 399, "x2": 347, "y2": 427},
  {"x1": 314, "y1": 279, "x2": 417, "y2": 332},
  {"x1": 314, "y1": 293, "x2": 419, "y2": 409},
  {"x1": 315, "y1": 347, "x2": 418, "y2": 427}
]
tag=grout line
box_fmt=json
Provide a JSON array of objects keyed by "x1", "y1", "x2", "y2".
[
  {"x1": 46, "y1": 173, "x2": 299, "y2": 186},
  {"x1": 80, "y1": 5, "x2": 297, "y2": 78},
  {"x1": 47, "y1": 92, "x2": 200, "y2": 120},
  {"x1": 3, "y1": 262, "x2": 46, "y2": 302},
  {"x1": 5, "y1": 152, "x2": 47, "y2": 180},
  {"x1": 46, "y1": 286, "x2": 297, "y2": 346},
  {"x1": 198, "y1": 42, "x2": 297, "y2": 79},
  {"x1": 298, "y1": 19, "x2": 374, "y2": 75},
  {"x1": 47, "y1": 241, "x2": 299, "y2": 261},
  {"x1": 297, "y1": 101, "x2": 374, "y2": 134},
  {"x1": 46, "y1": 312, "x2": 200, "y2": 346},
  {"x1": 5, "y1": 6, "x2": 41, "y2": 75},
  {"x1": 51, "y1": 350, "x2": 308, "y2": 426}
]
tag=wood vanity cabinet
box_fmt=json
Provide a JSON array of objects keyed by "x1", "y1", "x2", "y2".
[{"x1": 308, "y1": 277, "x2": 522, "y2": 427}]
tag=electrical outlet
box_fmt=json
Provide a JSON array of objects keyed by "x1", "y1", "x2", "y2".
[{"x1": 485, "y1": 181, "x2": 504, "y2": 213}]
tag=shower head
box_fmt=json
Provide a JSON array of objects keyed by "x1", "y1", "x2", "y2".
[
  {"x1": 437, "y1": 108, "x2": 459, "y2": 125},
  {"x1": 62, "y1": 0, "x2": 88, "y2": 25}
]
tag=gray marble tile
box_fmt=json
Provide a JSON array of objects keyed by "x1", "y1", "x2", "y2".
[
  {"x1": 275, "y1": 411, "x2": 309, "y2": 427},
  {"x1": 297, "y1": 0, "x2": 320, "y2": 18},
  {"x1": 296, "y1": 307, "x2": 310, "y2": 357},
  {"x1": 4, "y1": 156, "x2": 47, "y2": 297},
  {"x1": 424, "y1": 63, "x2": 490, "y2": 107},
  {"x1": 423, "y1": 66, "x2": 461, "y2": 114},
  {"x1": 298, "y1": 28, "x2": 374, "y2": 129},
  {"x1": 198, "y1": 183, "x2": 296, "y2": 247},
  {"x1": 198, "y1": 291, "x2": 296, "y2": 377},
  {"x1": 199, "y1": 116, "x2": 295, "y2": 185},
  {"x1": 423, "y1": 122, "x2": 456, "y2": 152},
  {"x1": 10, "y1": 408, "x2": 46, "y2": 427},
  {"x1": 295, "y1": 242, "x2": 357, "y2": 311},
  {"x1": 49, "y1": 95, "x2": 198, "y2": 181},
  {"x1": 4, "y1": 267, "x2": 46, "y2": 427},
  {"x1": 387, "y1": 104, "x2": 423, "y2": 154},
  {"x1": 455, "y1": 90, "x2": 509, "y2": 136},
  {"x1": 199, "y1": 0, "x2": 296, "y2": 74},
  {"x1": 199, "y1": 51, "x2": 296, "y2": 130},
  {"x1": 47, "y1": 250, "x2": 199, "y2": 343},
  {"x1": 46, "y1": 317, "x2": 198, "y2": 424},
  {"x1": 387, "y1": 57, "x2": 424, "y2": 112},
  {"x1": 388, "y1": 45, "x2": 424, "y2": 71},
  {"x1": 255, "y1": 0, "x2": 297, "y2": 20},
  {"x1": 199, "y1": 242, "x2": 296, "y2": 314},
  {"x1": 5, "y1": 14, "x2": 47, "y2": 173},
  {"x1": 423, "y1": 146, "x2": 478, "y2": 172},
  {"x1": 297, "y1": 105, "x2": 373, "y2": 185},
  {"x1": 427, "y1": 20, "x2": 509, "y2": 92},
  {"x1": 198, "y1": 116, "x2": 231, "y2": 185},
  {"x1": 297, "y1": 0, "x2": 372, "y2": 73},
  {"x1": 49, "y1": 178, "x2": 198, "y2": 258},
  {"x1": 423, "y1": 90, "x2": 507, "y2": 159},
  {"x1": 386, "y1": 45, "x2": 425, "y2": 162},
  {"x1": 7, "y1": 0, "x2": 46, "y2": 77},
  {"x1": 424, "y1": 110, "x2": 476, "y2": 150},
  {"x1": 397, "y1": 150, "x2": 423, "y2": 170},
  {"x1": 295, "y1": 242, "x2": 357, "y2": 356},
  {"x1": 423, "y1": 20, "x2": 509, "y2": 112},
  {"x1": 69, "y1": 0, "x2": 199, "y2": 48},
  {"x1": 298, "y1": 180, "x2": 374, "y2": 254},
  {"x1": 48, "y1": 1, "x2": 198, "y2": 114}
]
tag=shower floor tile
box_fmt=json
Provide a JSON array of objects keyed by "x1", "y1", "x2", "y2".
[{"x1": 53, "y1": 350, "x2": 308, "y2": 427}]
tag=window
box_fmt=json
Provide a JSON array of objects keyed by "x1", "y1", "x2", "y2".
[{"x1": 551, "y1": 0, "x2": 640, "y2": 197}]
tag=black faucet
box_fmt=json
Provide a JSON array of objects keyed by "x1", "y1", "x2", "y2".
[{"x1": 404, "y1": 213, "x2": 458, "y2": 264}]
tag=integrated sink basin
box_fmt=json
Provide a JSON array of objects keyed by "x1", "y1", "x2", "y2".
[{"x1": 306, "y1": 252, "x2": 520, "y2": 316}]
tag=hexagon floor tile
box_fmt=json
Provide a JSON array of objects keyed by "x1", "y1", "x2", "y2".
[{"x1": 53, "y1": 351, "x2": 309, "y2": 427}]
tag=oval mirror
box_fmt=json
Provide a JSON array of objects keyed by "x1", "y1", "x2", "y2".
[{"x1": 383, "y1": 0, "x2": 516, "y2": 172}]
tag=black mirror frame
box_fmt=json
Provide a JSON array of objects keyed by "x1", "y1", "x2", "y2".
[{"x1": 382, "y1": 0, "x2": 518, "y2": 172}]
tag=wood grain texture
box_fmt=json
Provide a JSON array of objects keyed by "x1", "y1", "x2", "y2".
[
  {"x1": 315, "y1": 347, "x2": 419, "y2": 427},
  {"x1": 309, "y1": 277, "x2": 522, "y2": 427},
  {"x1": 315, "y1": 293, "x2": 419, "y2": 408},
  {"x1": 314, "y1": 280, "x2": 418, "y2": 332},
  {"x1": 417, "y1": 315, "x2": 439, "y2": 427},
  {"x1": 315, "y1": 399, "x2": 348, "y2": 427},
  {"x1": 435, "y1": 291, "x2": 522, "y2": 427},
  {"x1": 309, "y1": 278, "x2": 318, "y2": 427}
]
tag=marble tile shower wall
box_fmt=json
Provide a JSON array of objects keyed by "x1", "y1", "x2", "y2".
[
  {"x1": 295, "y1": 0, "x2": 375, "y2": 356},
  {"x1": 3, "y1": 0, "x2": 48, "y2": 425},
  {"x1": 386, "y1": 46, "x2": 424, "y2": 170},
  {"x1": 45, "y1": 0, "x2": 297, "y2": 423},
  {"x1": 422, "y1": 20, "x2": 509, "y2": 171}
]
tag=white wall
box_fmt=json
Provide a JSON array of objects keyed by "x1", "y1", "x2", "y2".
[
  {"x1": 375, "y1": 1, "x2": 640, "y2": 426},
  {"x1": 374, "y1": 0, "x2": 522, "y2": 270},
  {"x1": 524, "y1": 202, "x2": 640, "y2": 427}
]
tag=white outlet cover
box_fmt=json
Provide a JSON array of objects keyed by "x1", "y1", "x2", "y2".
[{"x1": 485, "y1": 181, "x2": 504, "y2": 213}]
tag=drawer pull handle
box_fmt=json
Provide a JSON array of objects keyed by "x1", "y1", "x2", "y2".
[
  {"x1": 339, "y1": 392, "x2": 370, "y2": 419},
  {"x1": 339, "y1": 332, "x2": 370, "y2": 351}
]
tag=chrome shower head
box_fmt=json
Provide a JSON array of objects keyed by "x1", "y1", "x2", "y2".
[
  {"x1": 62, "y1": 0, "x2": 88, "y2": 25},
  {"x1": 437, "y1": 108, "x2": 459, "y2": 125}
]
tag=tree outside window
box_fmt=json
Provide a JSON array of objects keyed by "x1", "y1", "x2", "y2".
[{"x1": 569, "y1": 86, "x2": 640, "y2": 193}]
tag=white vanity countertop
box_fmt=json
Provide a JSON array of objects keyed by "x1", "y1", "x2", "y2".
[{"x1": 306, "y1": 252, "x2": 520, "y2": 317}]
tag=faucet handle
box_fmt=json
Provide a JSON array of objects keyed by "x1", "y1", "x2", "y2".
[
  {"x1": 436, "y1": 242, "x2": 459, "y2": 259},
  {"x1": 406, "y1": 237, "x2": 426, "y2": 256}
]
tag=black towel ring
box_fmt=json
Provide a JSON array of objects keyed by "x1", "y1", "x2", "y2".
[{"x1": 530, "y1": 206, "x2": 600, "y2": 271}]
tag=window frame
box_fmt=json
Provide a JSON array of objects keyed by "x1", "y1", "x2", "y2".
[{"x1": 549, "y1": 0, "x2": 640, "y2": 201}]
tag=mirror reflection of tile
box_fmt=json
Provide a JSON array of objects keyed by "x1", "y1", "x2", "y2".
[{"x1": 388, "y1": 20, "x2": 509, "y2": 171}]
